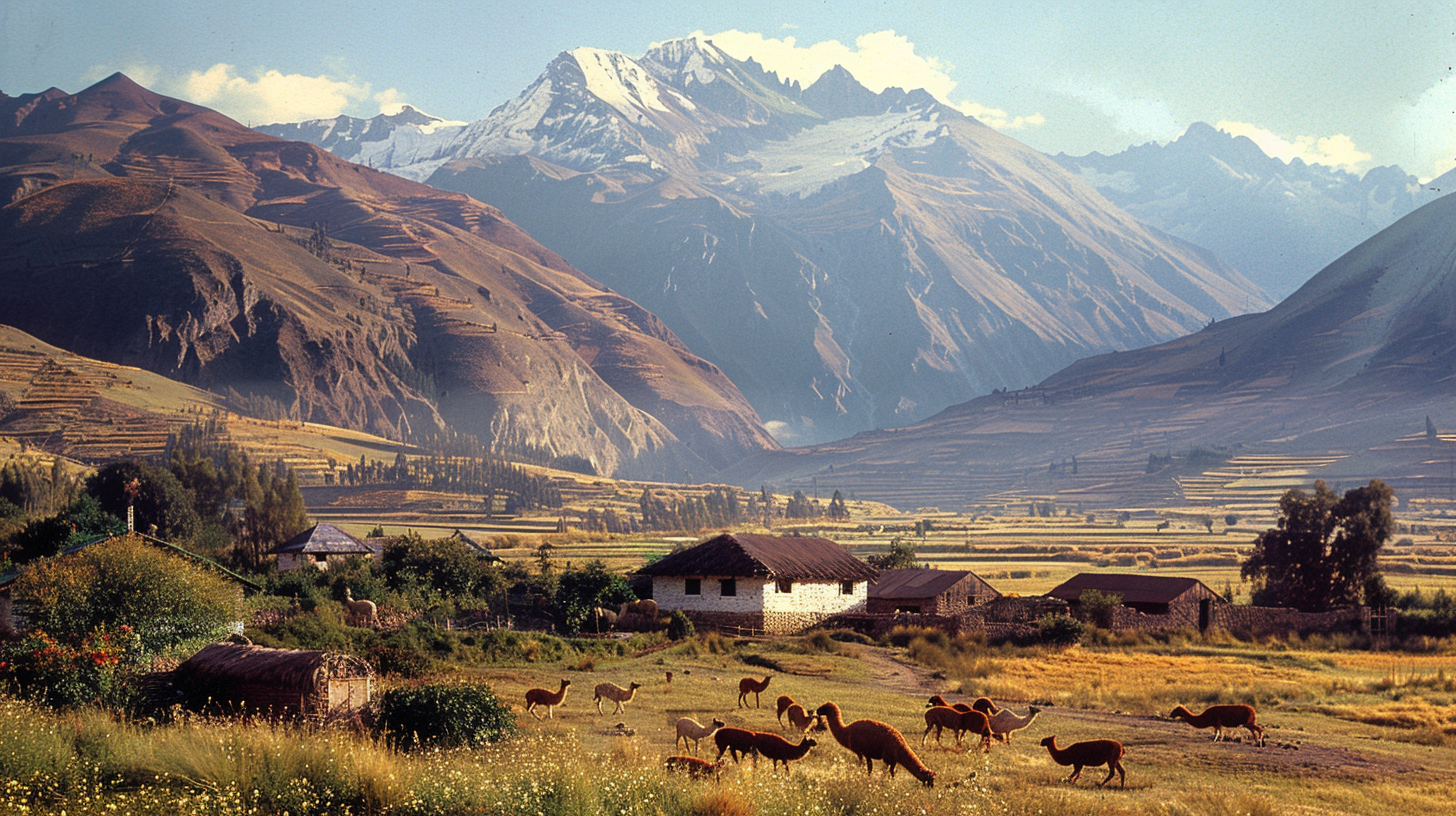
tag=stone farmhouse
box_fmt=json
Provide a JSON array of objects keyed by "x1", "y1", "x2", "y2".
[
  {"x1": 639, "y1": 533, "x2": 879, "y2": 634},
  {"x1": 867, "y1": 568, "x2": 1001, "y2": 615},
  {"x1": 273, "y1": 523, "x2": 377, "y2": 572},
  {"x1": 1048, "y1": 573, "x2": 1227, "y2": 631}
]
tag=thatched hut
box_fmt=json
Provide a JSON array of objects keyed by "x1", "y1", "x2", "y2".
[{"x1": 171, "y1": 642, "x2": 373, "y2": 718}]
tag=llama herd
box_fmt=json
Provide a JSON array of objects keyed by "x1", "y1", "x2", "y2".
[{"x1": 521, "y1": 673, "x2": 1266, "y2": 790}]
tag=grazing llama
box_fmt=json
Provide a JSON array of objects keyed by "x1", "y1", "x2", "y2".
[
  {"x1": 1040, "y1": 736, "x2": 1126, "y2": 788},
  {"x1": 738, "y1": 675, "x2": 771, "y2": 708},
  {"x1": 342, "y1": 587, "x2": 378, "y2": 627},
  {"x1": 665, "y1": 755, "x2": 722, "y2": 781},
  {"x1": 750, "y1": 733, "x2": 817, "y2": 771},
  {"x1": 817, "y1": 702, "x2": 935, "y2": 787},
  {"x1": 922, "y1": 705, "x2": 992, "y2": 750},
  {"x1": 593, "y1": 681, "x2": 642, "y2": 714},
  {"x1": 674, "y1": 717, "x2": 726, "y2": 755},
  {"x1": 524, "y1": 679, "x2": 571, "y2": 720},
  {"x1": 714, "y1": 727, "x2": 761, "y2": 765},
  {"x1": 776, "y1": 694, "x2": 799, "y2": 726},
  {"x1": 1169, "y1": 704, "x2": 1265, "y2": 746},
  {"x1": 783, "y1": 703, "x2": 825, "y2": 734}
]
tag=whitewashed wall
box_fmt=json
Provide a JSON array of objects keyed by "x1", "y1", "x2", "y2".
[
  {"x1": 653, "y1": 576, "x2": 766, "y2": 613},
  {"x1": 763, "y1": 579, "x2": 868, "y2": 615}
]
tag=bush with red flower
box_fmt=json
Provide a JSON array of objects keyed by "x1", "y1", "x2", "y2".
[{"x1": 0, "y1": 624, "x2": 141, "y2": 709}]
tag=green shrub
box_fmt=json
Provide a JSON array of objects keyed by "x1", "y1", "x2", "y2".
[
  {"x1": 1037, "y1": 613, "x2": 1086, "y2": 646},
  {"x1": 375, "y1": 681, "x2": 516, "y2": 749},
  {"x1": 0, "y1": 627, "x2": 140, "y2": 709},
  {"x1": 366, "y1": 640, "x2": 435, "y2": 678},
  {"x1": 667, "y1": 610, "x2": 695, "y2": 640}
]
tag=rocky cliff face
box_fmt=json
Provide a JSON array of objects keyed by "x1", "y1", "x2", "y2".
[
  {"x1": 0, "y1": 73, "x2": 777, "y2": 477},
  {"x1": 268, "y1": 36, "x2": 1269, "y2": 445}
]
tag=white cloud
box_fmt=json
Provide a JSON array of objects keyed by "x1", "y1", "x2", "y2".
[
  {"x1": 1394, "y1": 71, "x2": 1456, "y2": 181},
  {"x1": 1215, "y1": 120, "x2": 1372, "y2": 172},
  {"x1": 700, "y1": 29, "x2": 1043, "y2": 132},
  {"x1": 180, "y1": 63, "x2": 373, "y2": 125},
  {"x1": 1063, "y1": 82, "x2": 1182, "y2": 142},
  {"x1": 374, "y1": 88, "x2": 411, "y2": 116}
]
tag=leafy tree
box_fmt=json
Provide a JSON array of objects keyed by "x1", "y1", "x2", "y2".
[
  {"x1": 86, "y1": 460, "x2": 199, "y2": 540},
  {"x1": 15, "y1": 534, "x2": 243, "y2": 652},
  {"x1": 827, "y1": 490, "x2": 850, "y2": 521},
  {"x1": 1076, "y1": 589, "x2": 1123, "y2": 628},
  {"x1": 375, "y1": 681, "x2": 516, "y2": 750},
  {"x1": 10, "y1": 494, "x2": 124, "y2": 563},
  {"x1": 552, "y1": 560, "x2": 635, "y2": 635},
  {"x1": 1241, "y1": 479, "x2": 1394, "y2": 612},
  {"x1": 383, "y1": 533, "x2": 504, "y2": 603},
  {"x1": 866, "y1": 537, "x2": 918, "y2": 570}
]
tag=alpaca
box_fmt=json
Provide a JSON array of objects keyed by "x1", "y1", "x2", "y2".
[
  {"x1": 342, "y1": 588, "x2": 378, "y2": 627},
  {"x1": 926, "y1": 694, "x2": 973, "y2": 713},
  {"x1": 714, "y1": 726, "x2": 761, "y2": 765},
  {"x1": 665, "y1": 755, "x2": 722, "y2": 781},
  {"x1": 1169, "y1": 704, "x2": 1265, "y2": 746},
  {"x1": 816, "y1": 702, "x2": 936, "y2": 787},
  {"x1": 675, "y1": 716, "x2": 726, "y2": 755},
  {"x1": 922, "y1": 705, "x2": 991, "y2": 751},
  {"x1": 589, "y1": 606, "x2": 618, "y2": 633},
  {"x1": 926, "y1": 694, "x2": 999, "y2": 715},
  {"x1": 783, "y1": 703, "x2": 825, "y2": 734},
  {"x1": 1040, "y1": 736, "x2": 1126, "y2": 788},
  {"x1": 593, "y1": 681, "x2": 642, "y2": 714},
  {"x1": 988, "y1": 706, "x2": 1042, "y2": 744},
  {"x1": 776, "y1": 694, "x2": 799, "y2": 726},
  {"x1": 749, "y1": 733, "x2": 817, "y2": 771},
  {"x1": 738, "y1": 675, "x2": 771, "y2": 708},
  {"x1": 524, "y1": 679, "x2": 571, "y2": 720}
]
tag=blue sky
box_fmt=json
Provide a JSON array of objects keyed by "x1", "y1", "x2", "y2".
[{"x1": 5, "y1": 1, "x2": 1455, "y2": 179}]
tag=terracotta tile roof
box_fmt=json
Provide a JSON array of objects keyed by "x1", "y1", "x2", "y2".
[
  {"x1": 870, "y1": 568, "x2": 993, "y2": 600},
  {"x1": 639, "y1": 533, "x2": 879, "y2": 582},
  {"x1": 1046, "y1": 573, "x2": 1224, "y2": 605},
  {"x1": 271, "y1": 523, "x2": 373, "y2": 556}
]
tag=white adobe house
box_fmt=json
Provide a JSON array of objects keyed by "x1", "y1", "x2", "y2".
[
  {"x1": 638, "y1": 533, "x2": 879, "y2": 634},
  {"x1": 272, "y1": 523, "x2": 377, "y2": 572}
]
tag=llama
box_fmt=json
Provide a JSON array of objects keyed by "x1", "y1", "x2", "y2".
[
  {"x1": 749, "y1": 733, "x2": 817, "y2": 771},
  {"x1": 675, "y1": 716, "x2": 726, "y2": 755},
  {"x1": 988, "y1": 706, "x2": 1042, "y2": 744},
  {"x1": 714, "y1": 726, "x2": 761, "y2": 765},
  {"x1": 738, "y1": 675, "x2": 771, "y2": 708},
  {"x1": 589, "y1": 606, "x2": 618, "y2": 633},
  {"x1": 524, "y1": 679, "x2": 571, "y2": 720},
  {"x1": 665, "y1": 755, "x2": 722, "y2": 781},
  {"x1": 926, "y1": 694, "x2": 1000, "y2": 715},
  {"x1": 776, "y1": 694, "x2": 799, "y2": 726},
  {"x1": 1040, "y1": 736, "x2": 1126, "y2": 788},
  {"x1": 593, "y1": 681, "x2": 642, "y2": 714},
  {"x1": 783, "y1": 703, "x2": 825, "y2": 734},
  {"x1": 922, "y1": 705, "x2": 992, "y2": 750},
  {"x1": 816, "y1": 702, "x2": 936, "y2": 787},
  {"x1": 1169, "y1": 704, "x2": 1265, "y2": 746},
  {"x1": 342, "y1": 587, "x2": 378, "y2": 627}
]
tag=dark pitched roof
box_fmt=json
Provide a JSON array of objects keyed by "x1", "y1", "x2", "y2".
[
  {"x1": 272, "y1": 523, "x2": 373, "y2": 556},
  {"x1": 639, "y1": 533, "x2": 879, "y2": 582},
  {"x1": 448, "y1": 529, "x2": 502, "y2": 562},
  {"x1": 1046, "y1": 573, "x2": 1224, "y2": 605},
  {"x1": 870, "y1": 569, "x2": 989, "y2": 600}
]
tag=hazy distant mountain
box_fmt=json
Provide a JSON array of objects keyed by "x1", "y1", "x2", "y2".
[
  {"x1": 0, "y1": 74, "x2": 778, "y2": 477},
  {"x1": 257, "y1": 105, "x2": 465, "y2": 171},
  {"x1": 725, "y1": 191, "x2": 1456, "y2": 508},
  {"x1": 270, "y1": 36, "x2": 1269, "y2": 445},
  {"x1": 1054, "y1": 123, "x2": 1450, "y2": 299}
]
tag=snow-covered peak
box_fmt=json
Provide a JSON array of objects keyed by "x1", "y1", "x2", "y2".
[
  {"x1": 567, "y1": 47, "x2": 695, "y2": 117},
  {"x1": 641, "y1": 35, "x2": 729, "y2": 85}
]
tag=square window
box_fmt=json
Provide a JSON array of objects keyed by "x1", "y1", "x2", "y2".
[
  {"x1": 720, "y1": 578, "x2": 737, "y2": 597},
  {"x1": 840, "y1": 581, "x2": 854, "y2": 595},
  {"x1": 776, "y1": 579, "x2": 793, "y2": 594},
  {"x1": 684, "y1": 578, "x2": 701, "y2": 596}
]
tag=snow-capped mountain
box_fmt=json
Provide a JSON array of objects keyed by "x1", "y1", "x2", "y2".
[
  {"x1": 266, "y1": 36, "x2": 1270, "y2": 445},
  {"x1": 257, "y1": 105, "x2": 465, "y2": 179},
  {"x1": 1054, "y1": 123, "x2": 1450, "y2": 298}
]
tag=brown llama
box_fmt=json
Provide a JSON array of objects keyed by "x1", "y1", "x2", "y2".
[
  {"x1": 738, "y1": 675, "x2": 771, "y2": 708},
  {"x1": 1040, "y1": 736, "x2": 1126, "y2": 788},
  {"x1": 922, "y1": 705, "x2": 992, "y2": 750},
  {"x1": 1169, "y1": 704, "x2": 1265, "y2": 746},
  {"x1": 524, "y1": 679, "x2": 570, "y2": 719},
  {"x1": 749, "y1": 733, "x2": 817, "y2": 771},
  {"x1": 776, "y1": 694, "x2": 799, "y2": 726},
  {"x1": 665, "y1": 755, "x2": 722, "y2": 781},
  {"x1": 817, "y1": 702, "x2": 935, "y2": 787}
]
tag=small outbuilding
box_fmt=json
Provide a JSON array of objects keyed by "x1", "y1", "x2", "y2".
[
  {"x1": 272, "y1": 523, "x2": 377, "y2": 572},
  {"x1": 1047, "y1": 573, "x2": 1227, "y2": 630},
  {"x1": 639, "y1": 532, "x2": 879, "y2": 634},
  {"x1": 170, "y1": 642, "x2": 373, "y2": 718},
  {"x1": 868, "y1": 568, "x2": 1001, "y2": 615}
]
